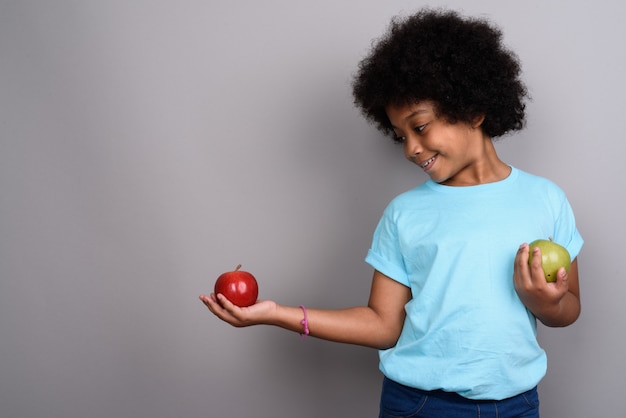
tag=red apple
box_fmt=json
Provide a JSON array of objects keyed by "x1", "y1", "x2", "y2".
[
  {"x1": 214, "y1": 264, "x2": 258, "y2": 307},
  {"x1": 528, "y1": 238, "x2": 571, "y2": 282}
]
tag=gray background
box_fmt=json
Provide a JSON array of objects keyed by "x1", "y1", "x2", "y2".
[{"x1": 1, "y1": 1, "x2": 624, "y2": 417}]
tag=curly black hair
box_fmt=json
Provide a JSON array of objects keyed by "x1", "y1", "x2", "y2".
[{"x1": 352, "y1": 8, "x2": 528, "y2": 140}]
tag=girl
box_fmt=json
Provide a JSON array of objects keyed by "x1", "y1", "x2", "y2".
[{"x1": 200, "y1": 8, "x2": 583, "y2": 417}]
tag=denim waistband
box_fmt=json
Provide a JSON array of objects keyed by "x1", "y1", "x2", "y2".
[{"x1": 383, "y1": 376, "x2": 537, "y2": 403}]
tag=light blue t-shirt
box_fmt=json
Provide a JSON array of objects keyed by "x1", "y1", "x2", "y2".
[{"x1": 365, "y1": 166, "x2": 583, "y2": 400}]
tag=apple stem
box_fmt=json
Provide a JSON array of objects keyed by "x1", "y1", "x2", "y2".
[
  {"x1": 549, "y1": 236, "x2": 553, "y2": 242},
  {"x1": 235, "y1": 264, "x2": 242, "y2": 271}
]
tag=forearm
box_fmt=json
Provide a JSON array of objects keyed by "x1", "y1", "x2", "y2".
[
  {"x1": 202, "y1": 270, "x2": 410, "y2": 349},
  {"x1": 534, "y1": 290, "x2": 581, "y2": 327},
  {"x1": 270, "y1": 304, "x2": 401, "y2": 349}
]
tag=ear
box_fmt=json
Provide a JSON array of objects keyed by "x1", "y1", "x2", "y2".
[{"x1": 471, "y1": 114, "x2": 485, "y2": 129}]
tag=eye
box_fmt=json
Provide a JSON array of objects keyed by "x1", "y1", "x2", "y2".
[
  {"x1": 414, "y1": 123, "x2": 429, "y2": 134},
  {"x1": 394, "y1": 135, "x2": 406, "y2": 144}
]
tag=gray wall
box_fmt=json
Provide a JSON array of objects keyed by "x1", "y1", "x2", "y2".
[{"x1": 1, "y1": 1, "x2": 624, "y2": 417}]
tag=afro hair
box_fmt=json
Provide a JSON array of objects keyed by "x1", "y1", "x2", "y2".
[{"x1": 352, "y1": 8, "x2": 528, "y2": 140}]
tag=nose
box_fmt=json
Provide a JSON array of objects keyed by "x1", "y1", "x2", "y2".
[{"x1": 403, "y1": 135, "x2": 422, "y2": 161}]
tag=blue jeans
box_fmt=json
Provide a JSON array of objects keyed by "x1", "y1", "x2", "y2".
[{"x1": 379, "y1": 377, "x2": 540, "y2": 418}]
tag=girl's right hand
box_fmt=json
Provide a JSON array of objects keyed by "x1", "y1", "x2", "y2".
[{"x1": 199, "y1": 293, "x2": 277, "y2": 327}]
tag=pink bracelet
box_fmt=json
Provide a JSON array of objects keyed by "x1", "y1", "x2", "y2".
[{"x1": 299, "y1": 305, "x2": 310, "y2": 338}]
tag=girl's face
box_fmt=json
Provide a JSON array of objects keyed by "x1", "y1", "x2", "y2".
[{"x1": 386, "y1": 100, "x2": 498, "y2": 186}]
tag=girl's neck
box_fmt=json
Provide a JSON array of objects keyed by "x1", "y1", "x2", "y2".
[{"x1": 441, "y1": 138, "x2": 510, "y2": 186}]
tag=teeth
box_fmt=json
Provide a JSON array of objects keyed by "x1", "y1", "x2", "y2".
[{"x1": 420, "y1": 156, "x2": 435, "y2": 168}]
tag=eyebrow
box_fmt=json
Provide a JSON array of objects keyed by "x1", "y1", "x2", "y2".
[
  {"x1": 390, "y1": 109, "x2": 430, "y2": 129},
  {"x1": 404, "y1": 109, "x2": 429, "y2": 121}
]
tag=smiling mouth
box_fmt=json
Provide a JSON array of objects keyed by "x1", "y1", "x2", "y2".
[{"x1": 419, "y1": 155, "x2": 436, "y2": 170}]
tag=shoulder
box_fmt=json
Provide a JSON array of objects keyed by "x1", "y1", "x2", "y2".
[
  {"x1": 373, "y1": 182, "x2": 433, "y2": 225},
  {"x1": 385, "y1": 181, "x2": 432, "y2": 208},
  {"x1": 510, "y1": 168, "x2": 572, "y2": 215},
  {"x1": 513, "y1": 167, "x2": 566, "y2": 194}
]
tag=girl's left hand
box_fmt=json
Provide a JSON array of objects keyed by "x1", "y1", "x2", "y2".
[{"x1": 513, "y1": 243, "x2": 570, "y2": 318}]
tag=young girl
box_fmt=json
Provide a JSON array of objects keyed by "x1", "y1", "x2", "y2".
[{"x1": 200, "y1": 8, "x2": 583, "y2": 418}]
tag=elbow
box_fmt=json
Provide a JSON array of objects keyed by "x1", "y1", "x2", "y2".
[
  {"x1": 540, "y1": 302, "x2": 581, "y2": 328},
  {"x1": 376, "y1": 342, "x2": 398, "y2": 350},
  {"x1": 372, "y1": 331, "x2": 402, "y2": 350}
]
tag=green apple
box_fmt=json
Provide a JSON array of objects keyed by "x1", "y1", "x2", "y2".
[{"x1": 528, "y1": 238, "x2": 571, "y2": 282}]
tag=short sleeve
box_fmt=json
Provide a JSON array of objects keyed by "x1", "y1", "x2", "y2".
[
  {"x1": 553, "y1": 194, "x2": 584, "y2": 261},
  {"x1": 365, "y1": 204, "x2": 411, "y2": 287}
]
